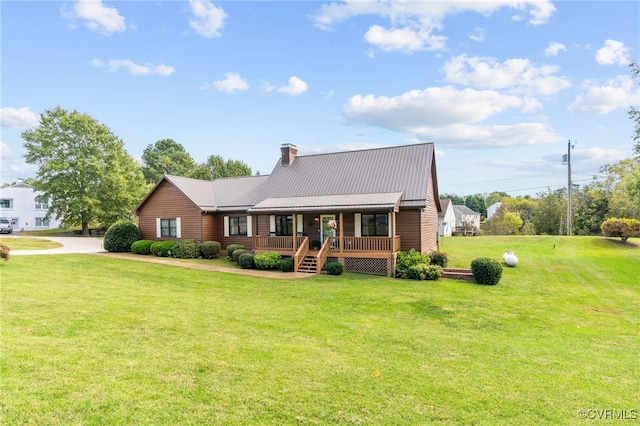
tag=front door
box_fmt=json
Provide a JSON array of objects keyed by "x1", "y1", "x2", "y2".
[{"x1": 320, "y1": 214, "x2": 336, "y2": 244}]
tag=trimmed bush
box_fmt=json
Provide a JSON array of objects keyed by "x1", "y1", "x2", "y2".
[
  {"x1": 601, "y1": 217, "x2": 640, "y2": 242},
  {"x1": 172, "y1": 239, "x2": 202, "y2": 259},
  {"x1": 226, "y1": 244, "x2": 245, "y2": 259},
  {"x1": 326, "y1": 261, "x2": 344, "y2": 275},
  {"x1": 471, "y1": 257, "x2": 503, "y2": 285},
  {"x1": 0, "y1": 243, "x2": 10, "y2": 261},
  {"x1": 310, "y1": 239, "x2": 321, "y2": 250},
  {"x1": 201, "y1": 241, "x2": 221, "y2": 259},
  {"x1": 254, "y1": 251, "x2": 282, "y2": 270},
  {"x1": 396, "y1": 249, "x2": 430, "y2": 278},
  {"x1": 150, "y1": 241, "x2": 175, "y2": 257},
  {"x1": 279, "y1": 257, "x2": 294, "y2": 272},
  {"x1": 429, "y1": 251, "x2": 448, "y2": 268},
  {"x1": 131, "y1": 239, "x2": 154, "y2": 255},
  {"x1": 232, "y1": 248, "x2": 249, "y2": 264},
  {"x1": 103, "y1": 220, "x2": 141, "y2": 253},
  {"x1": 405, "y1": 264, "x2": 443, "y2": 280},
  {"x1": 239, "y1": 252, "x2": 255, "y2": 269}
]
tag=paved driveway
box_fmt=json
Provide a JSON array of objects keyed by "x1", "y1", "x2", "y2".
[{"x1": 6, "y1": 236, "x2": 105, "y2": 255}]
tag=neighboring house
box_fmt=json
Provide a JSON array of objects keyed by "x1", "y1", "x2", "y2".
[
  {"x1": 134, "y1": 143, "x2": 442, "y2": 276},
  {"x1": 0, "y1": 181, "x2": 61, "y2": 231},
  {"x1": 486, "y1": 202, "x2": 502, "y2": 220},
  {"x1": 438, "y1": 199, "x2": 456, "y2": 237},
  {"x1": 452, "y1": 205, "x2": 481, "y2": 236}
]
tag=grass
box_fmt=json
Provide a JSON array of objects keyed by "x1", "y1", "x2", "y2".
[
  {"x1": 0, "y1": 237, "x2": 63, "y2": 250},
  {"x1": 1, "y1": 236, "x2": 638, "y2": 425}
]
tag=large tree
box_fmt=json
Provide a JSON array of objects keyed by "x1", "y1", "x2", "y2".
[
  {"x1": 629, "y1": 60, "x2": 640, "y2": 155},
  {"x1": 141, "y1": 138, "x2": 197, "y2": 183},
  {"x1": 22, "y1": 107, "x2": 147, "y2": 236},
  {"x1": 190, "y1": 155, "x2": 252, "y2": 180}
]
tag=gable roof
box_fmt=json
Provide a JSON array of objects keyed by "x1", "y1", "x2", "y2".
[
  {"x1": 453, "y1": 205, "x2": 480, "y2": 216},
  {"x1": 252, "y1": 143, "x2": 439, "y2": 209},
  {"x1": 249, "y1": 192, "x2": 403, "y2": 214},
  {"x1": 438, "y1": 199, "x2": 451, "y2": 218}
]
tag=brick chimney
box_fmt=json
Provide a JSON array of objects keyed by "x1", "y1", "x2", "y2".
[{"x1": 280, "y1": 143, "x2": 298, "y2": 166}]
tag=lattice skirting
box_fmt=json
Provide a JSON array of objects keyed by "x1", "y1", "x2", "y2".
[{"x1": 324, "y1": 257, "x2": 393, "y2": 276}]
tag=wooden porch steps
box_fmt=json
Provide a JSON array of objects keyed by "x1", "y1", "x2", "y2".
[
  {"x1": 442, "y1": 268, "x2": 474, "y2": 281},
  {"x1": 297, "y1": 255, "x2": 319, "y2": 273}
]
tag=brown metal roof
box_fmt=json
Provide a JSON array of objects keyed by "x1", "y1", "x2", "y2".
[{"x1": 248, "y1": 192, "x2": 403, "y2": 213}]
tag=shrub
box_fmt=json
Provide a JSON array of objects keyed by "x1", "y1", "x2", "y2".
[
  {"x1": 172, "y1": 239, "x2": 202, "y2": 259},
  {"x1": 310, "y1": 239, "x2": 321, "y2": 250},
  {"x1": 471, "y1": 257, "x2": 503, "y2": 285},
  {"x1": 405, "y1": 264, "x2": 444, "y2": 280},
  {"x1": 0, "y1": 243, "x2": 10, "y2": 261},
  {"x1": 150, "y1": 241, "x2": 175, "y2": 257},
  {"x1": 601, "y1": 218, "x2": 640, "y2": 242},
  {"x1": 226, "y1": 244, "x2": 245, "y2": 259},
  {"x1": 238, "y1": 252, "x2": 255, "y2": 269},
  {"x1": 279, "y1": 257, "x2": 294, "y2": 272},
  {"x1": 395, "y1": 249, "x2": 430, "y2": 277},
  {"x1": 200, "y1": 241, "x2": 221, "y2": 259},
  {"x1": 429, "y1": 251, "x2": 448, "y2": 268},
  {"x1": 131, "y1": 239, "x2": 154, "y2": 255},
  {"x1": 103, "y1": 220, "x2": 141, "y2": 253},
  {"x1": 254, "y1": 251, "x2": 282, "y2": 270},
  {"x1": 326, "y1": 261, "x2": 344, "y2": 275},
  {"x1": 232, "y1": 248, "x2": 249, "y2": 264}
]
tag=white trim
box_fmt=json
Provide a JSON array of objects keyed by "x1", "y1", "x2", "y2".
[
  {"x1": 156, "y1": 218, "x2": 161, "y2": 238},
  {"x1": 246, "y1": 216, "x2": 253, "y2": 237},
  {"x1": 269, "y1": 215, "x2": 276, "y2": 234},
  {"x1": 176, "y1": 217, "x2": 181, "y2": 238},
  {"x1": 224, "y1": 216, "x2": 230, "y2": 237},
  {"x1": 388, "y1": 212, "x2": 393, "y2": 237},
  {"x1": 354, "y1": 213, "x2": 361, "y2": 237},
  {"x1": 297, "y1": 214, "x2": 303, "y2": 236}
]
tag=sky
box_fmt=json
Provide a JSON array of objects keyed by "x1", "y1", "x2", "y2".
[{"x1": 1, "y1": 0, "x2": 639, "y2": 197}]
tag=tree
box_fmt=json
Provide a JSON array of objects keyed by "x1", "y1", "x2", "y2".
[
  {"x1": 485, "y1": 191, "x2": 509, "y2": 207},
  {"x1": 629, "y1": 60, "x2": 640, "y2": 155},
  {"x1": 141, "y1": 139, "x2": 197, "y2": 183},
  {"x1": 598, "y1": 159, "x2": 640, "y2": 218},
  {"x1": 601, "y1": 218, "x2": 640, "y2": 242},
  {"x1": 532, "y1": 188, "x2": 566, "y2": 235},
  {"x1": 440, "y1": 193, "x2": 464, "y2": 205},
  {"x1": 465, "y1": 194, "x2": 487, "y2": 217},
  {"x1": 22, "y1": 107, "x2": 147, "y2": 236},
  {"x1": 190, "y1": 155, "x2": 252, "y2": 180},
  {"x1": 573, "y1": 184, "x2": 610, "y2": 235}
]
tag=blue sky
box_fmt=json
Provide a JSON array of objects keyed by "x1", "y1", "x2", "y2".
[{"x1": 1, "y1": 1, "x2": 639, "y2": 197}]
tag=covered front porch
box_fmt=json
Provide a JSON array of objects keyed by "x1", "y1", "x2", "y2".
[{"x1": 248, "y1": 193, "x2": 404, "y2": 275}]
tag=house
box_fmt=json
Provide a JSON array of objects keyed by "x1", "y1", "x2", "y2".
[
  {"x1": 438, "y1": 199, "x2": 456, "y2": 237},
  {"x1": 0, "y1": 181, "x2": 61, "y2": 231},
  {"x1": 486, "y1": 202, "x2": 502, "y2": 220},
  {"x1": 452, "y1": 205, "x2": 481, "y2": 236},
  {"x1": 134, "y1": 143, "x2": 441, "y2": 275}
]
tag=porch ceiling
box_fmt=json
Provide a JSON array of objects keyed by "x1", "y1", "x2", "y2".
[{"x1": 247, "y1": 192, "x2": 403, "y2": 213}]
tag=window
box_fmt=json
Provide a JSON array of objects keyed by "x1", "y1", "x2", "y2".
[
  {"x1": 229, "y1": 216, "x2": 247, "y2": 236},
  {"x1": 35, "y1": 217, "x2": 50, "y2": 227},
  {"x1": 0, "y1": 199, "x2": 13, "y2": 209},
  {"x1": 361, "y1": 214, "x2": 389, "y2": 236},
  {"x1": 35, "y1": 199, "x2": 49, "y2": 209},
  {"x1": 160, "y1": 218, "x2": 177, "y2": 238},
  {"x1": 275, "y1": 215, "x2": 293, "y2": 236}
]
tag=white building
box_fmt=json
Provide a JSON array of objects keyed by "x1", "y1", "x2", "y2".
[
  {"x1": 0, "y1": 182, "x2": 61, "y2": 231},
  {"x1": 438, "y1": 199, "x2": 456, "y2": 237},
  {"x1": 487, "y1": 202, "x2": 503, "y2": 220}
]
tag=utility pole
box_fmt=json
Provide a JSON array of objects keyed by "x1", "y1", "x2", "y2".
[{"x1": 562, "y1": 140, "x2": 575, "y2": 236}]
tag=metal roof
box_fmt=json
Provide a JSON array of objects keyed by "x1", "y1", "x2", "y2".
[
  {"x1": 252, "y1": 143, "x2": 437, "y2": 208},
  {"x1": 248, "y1": 192, "x2": 403, "y2": 213}
]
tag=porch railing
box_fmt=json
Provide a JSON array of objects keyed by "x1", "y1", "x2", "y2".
[
  {"x1": 294, "y1": 237, "x2": 309, "y2": 272},
  {"x1": 328, "y1": 236, "x2": 400, "y2": 253},
  {"x1": 316, "y1": 238, "x2": 331, "y2": 273},
  {"x1": 254, "y1": 235, "x2": 305, "y2": 251}
]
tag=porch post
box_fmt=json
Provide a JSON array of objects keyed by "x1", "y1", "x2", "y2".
[
  {"x1": 292, "y1": 213, "x2": 297, "y2": 251},
  {"x1": 392, "y1": 211, "x2": 397, "y2": 251},
  {"x1": 339, "y1": 212, "x2": 344, "y2": 254}
]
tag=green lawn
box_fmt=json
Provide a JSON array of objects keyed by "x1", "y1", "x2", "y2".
[
  {"x1": 0, "y1": 237, "x2": 63, "y2": 250},
  {"x1": 1, "y1": 236, "x2": 638, "y2": 425}
]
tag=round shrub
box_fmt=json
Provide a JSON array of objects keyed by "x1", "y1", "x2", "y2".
[
  {"x1": 0, "y1": 243, "x2": 10, "y2": 262},
  {"x1": 310, "y1": 239, "x2": 321, "y2": 250},
  {"x1": 254, "y1": 251, "x2": 282, "y2": 270},
  {"x1": 131, "y1": 239, "x2": 154, "y2": 255},
  {"x1": 326, "y1": 261, "x2": 344, "y2": 275},
  {"x1": 429, "y1": 251, "x2": 448, "y2": 268},
  {"x1": 471, "y1": 257, "x2": 503, "y2": 285},
  {"x1": 279, "y1": 257, "x2": 294, "y2": 272},
  {"x1": 201, "y1": 241, "x2": 221, "y2": 259},
  {"x1": 239, "y1": 252, "x2": 255, "y2": 269},
  {"x1": 172, "y1": 239, "x2": 202, "y2": 259},
  {"x1": 103, "y1": 220, "x2": 141, "y2": 253},
  {"x1": 150, "y1": 240, "x2": 175, "y2": 257},
  {"x1": 226, "y1": 244, "x2": 245, "y2": 259},
  {"x1": 395, "y1": 249, "x2": 430, "y2": 278},
  {"x1": 232, "y1": 248, "x2": 249, "y2": 264}
]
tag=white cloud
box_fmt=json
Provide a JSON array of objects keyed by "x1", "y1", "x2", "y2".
[
  {"x1": 0, "y1": 107, "x2": 39, "y2": 129},
  {"x1": 596, "y1": 39, "x2": 631, "y2": 66},
  {"x1": 544, "y1": 41, "x2": 567, "y2": 57},
  {"x1": 63, "y1": 0, "x2": 127, "y2": 34},
  {"x1": 205, "y1": 73, "x2": 249, "y2": 92},
  {"x1": 277, "y1": 76, "x2": 308, "y2": 96},
  {"x1": 467, "y1": 27, "x2": 485, "y2": 43},
  {"x1": 568, "y1": 75, "x2": 639, "y2": 114},
  {"x1": 92, "y1": 59, "x2": 175, "y2": 76},
  {"x1": 189, "y1": 0, "x2": 227, "y2": 38},
  {"x1": 312, "y1": 1, "x2": 555, "y2": 53},
  {"x1": 442, "y1": 54, "x2": 571, "y2": 96},
  {"x1": 0, "y1": 142, "x2": 24, "y2": 178}
]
